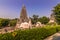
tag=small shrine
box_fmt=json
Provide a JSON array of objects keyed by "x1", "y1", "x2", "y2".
[{"x1": 49, "y1": 13, "x2": 56, "y2": 25}]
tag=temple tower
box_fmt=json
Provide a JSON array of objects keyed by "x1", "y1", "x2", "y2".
[
  {"x1": 16, "y1": 5, "x2": 32, "y2": 29},
  {"x1": 19, "y1": 5, "x2": 29, "y2": 24}
]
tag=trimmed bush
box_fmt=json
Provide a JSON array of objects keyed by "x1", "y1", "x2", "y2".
[
  {"x1": 13, "y1": 26, "x2": 60, "y2": 40},
  {"x1": 0, "y1": 33, "x2": 14, "y2": 40},
  {"x1": 0, "y1": 25, "x2": 60, "y2": 40}
]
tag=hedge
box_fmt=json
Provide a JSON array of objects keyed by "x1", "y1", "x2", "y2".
[{"x1": 0, "y1": 25, "x2": 60, "y2": 40}]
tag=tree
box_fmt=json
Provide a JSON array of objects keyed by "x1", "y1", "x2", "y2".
[
  {"x1": 30, "y1": 15, "x2": 39, "y2": 24},
  {"x1": 0, "y1": 18, "x2": 10, "y2": 27},
  {"x1": 0, "y1": 18, "x2": 3, "y2": 27},
  {"x1": 52, "y1": 3, "x2": 60, "y2": 24},
  {"x1": 1, "y1": 19, "x2": 10, "y2": 27},
  {"x1": 10, "y1": 19, "x2": 17, "y2": 26},
  {"x1": 38, "y1": 16, "x2": 49, "y2": 24}
]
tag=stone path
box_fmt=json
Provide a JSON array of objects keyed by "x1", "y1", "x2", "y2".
[{"x1": 44, "y1": 32, "x2": 60, "y2": 40}]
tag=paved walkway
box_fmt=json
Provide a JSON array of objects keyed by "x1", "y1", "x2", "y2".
[{"x1": 44, "y1": 32, "x2": 60, "y2": 40}]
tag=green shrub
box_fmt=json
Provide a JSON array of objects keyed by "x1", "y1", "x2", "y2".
[
  {"x1": 0, "y1": 33, "x2": 14, "y2": 40},
  {"x1": 10, "y1": 20, "x2": 17, "y2": 26},
  {"x1": 2, "y1": 33, "x2": 14, "y2": 40},
  {"x1": 0, "y1": 25, "x2": 60, "y2": 40},
  {"x1": 14, "y1": 27, "x2": 57, "y2": 40},
  {"x1": 55, "y1": 25, "x2": 60, "y2": 31}
]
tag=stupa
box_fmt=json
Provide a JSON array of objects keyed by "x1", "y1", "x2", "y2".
[
  {"x1": 49, "y1": 13, "x2": 56, "y2": 24},
  {"x1": 16, "y1": 5, "x2": 32, "y2": 29},
  {"x1": 19, "y1": 5, "x2": 29, "y2": 24}
]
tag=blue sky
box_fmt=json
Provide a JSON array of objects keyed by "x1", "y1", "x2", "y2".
[{"x1": 0, "y1": 0, "x2": 60, "y2": 18}]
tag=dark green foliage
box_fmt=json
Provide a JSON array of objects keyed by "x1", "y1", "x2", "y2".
[
  {"x1": 2, "y1": 33, "x2": 14, "y2": 40},
  {"x1": 0, "y1": 33, "x2": 14, "y2": 40},
  {"x1": 1, "y1": 19, "x2": 10, "y2": 27},
  {"x1": 0, "y1": 18, "x2": 10, "y2": 27},
  {"x1": 10, "y1": 19, "x2": 17, "y2": 26},
  {"x1": 0, "y1": 18, "x2": 3, "y2": 27},
  {"x1": 38, "y1": 16, "x2": 49, "y2": 24},
  {"x1": 30, "y1": 15, "x2": 49, "y2": 24},
  {"x1": 30, "y1": 15, "x2": 39, "y2": 24},
  {"x1": 0, "y1": 18, "x2": 17, "y2": 27},
  {"x1": 53, "y1": 3, "x2": 60, "y2": 24}
]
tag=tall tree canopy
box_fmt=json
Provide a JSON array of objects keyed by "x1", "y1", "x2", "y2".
[
  {"x1": 30, "y1": 15, "x2": 39, "y2": 24},
  {"x1": 53, "y1": 3, "x2": 60, "y2": 24},
  {"x1": 38, "y1": 16, "x2": 49, "y2": 24}
]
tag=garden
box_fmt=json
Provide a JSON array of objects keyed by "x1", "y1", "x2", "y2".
[{"x1": 0, "y1": 25, "x2": 60, "y2": 40}]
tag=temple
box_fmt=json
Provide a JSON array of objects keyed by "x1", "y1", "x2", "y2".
[
  {"x1": 16, "y1": 5, "x2": 32, "y2": 29},
  {"x1": 19, "y1": 5, "x2": 29, "y2": 24}
]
